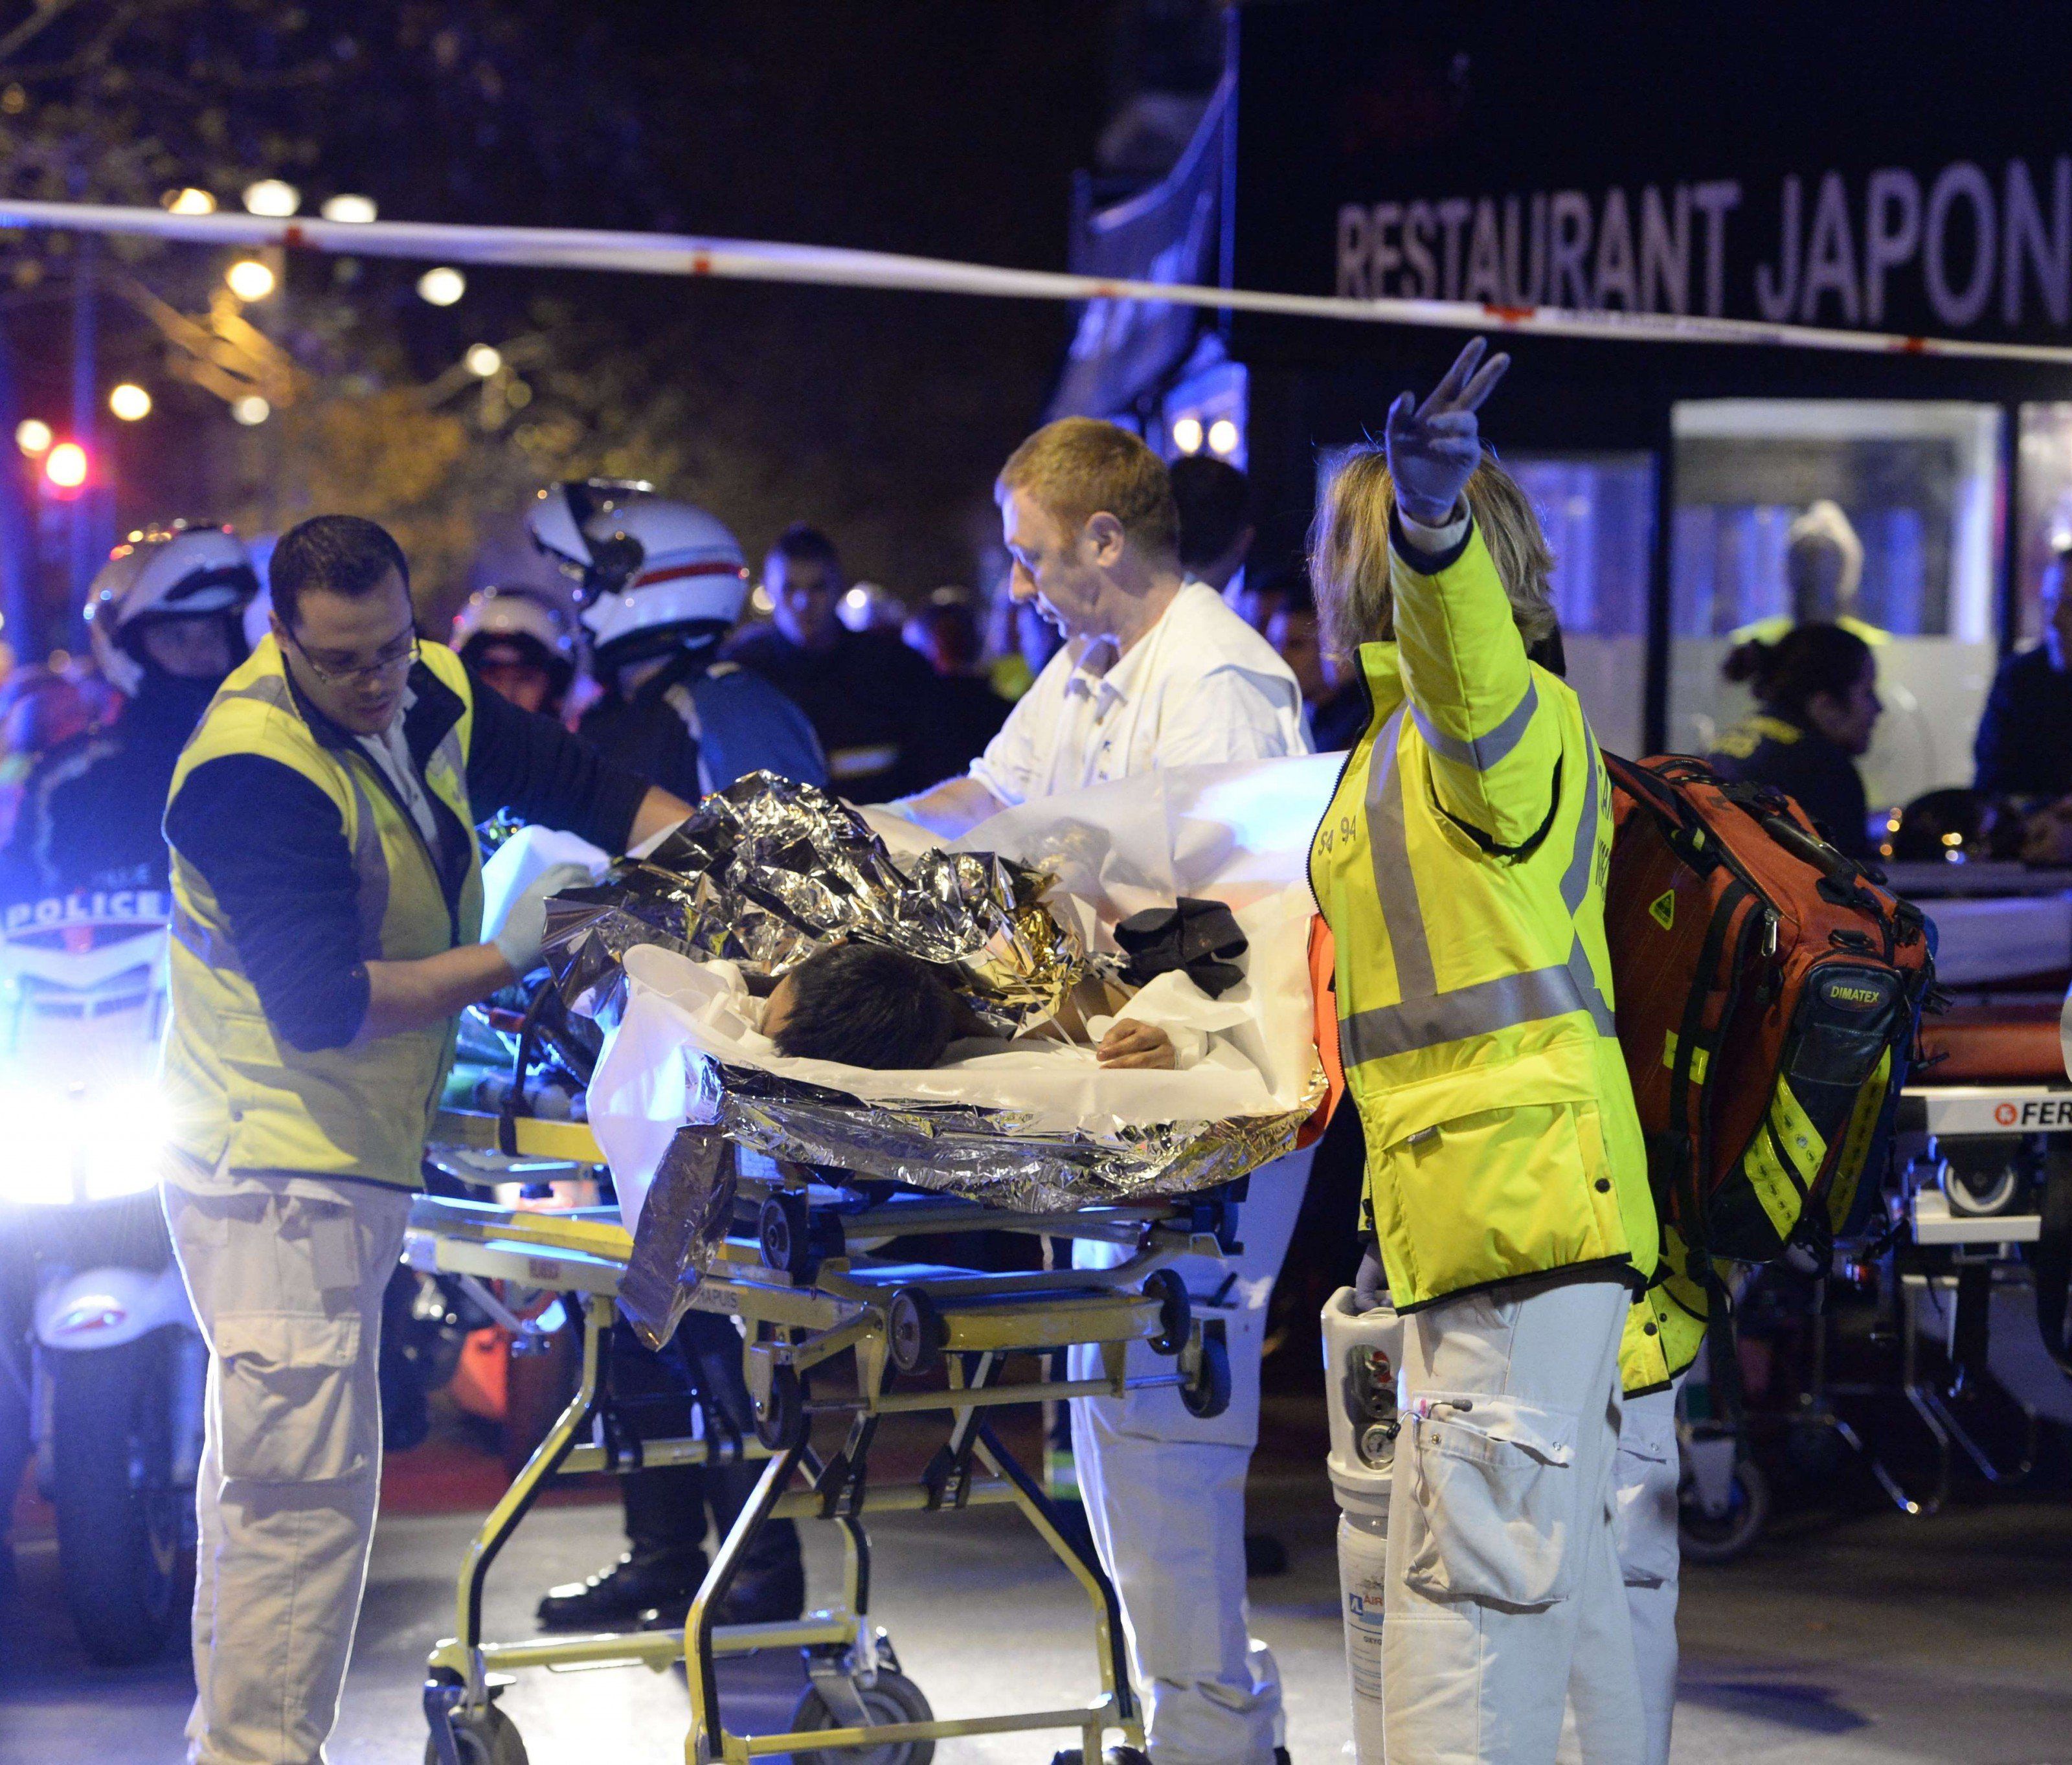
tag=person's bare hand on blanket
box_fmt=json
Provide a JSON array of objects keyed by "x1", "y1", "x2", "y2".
[{"x1": 1096, "y1": 1018, "x2": 1177, "y2": 1069}]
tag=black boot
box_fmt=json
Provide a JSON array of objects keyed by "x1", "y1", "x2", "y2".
[{"x1": 536, "y1": 1547, "x2": 707, "y2": 1632}]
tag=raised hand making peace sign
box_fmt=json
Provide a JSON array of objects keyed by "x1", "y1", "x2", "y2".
[{"x1": 1383, "y1": 335, "x2": 1511, "y2": 528}]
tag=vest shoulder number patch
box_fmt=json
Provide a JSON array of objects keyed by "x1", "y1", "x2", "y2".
[{"x1": 1649, "y1": 889, "x2": 1675, "y2": 931}]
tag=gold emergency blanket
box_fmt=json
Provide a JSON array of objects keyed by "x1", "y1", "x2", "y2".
[{"x1": 544, "y1": 772, "x2": 1080, "y2": 1035}]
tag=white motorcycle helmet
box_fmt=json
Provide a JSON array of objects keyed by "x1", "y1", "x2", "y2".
[
  {"x1": 84, "y1": 522, "x2": 259, "y2": 697},
  {"x1": 451, "y1": 585, "x2": 579, "y2": 701},
  {"x1": 527, "y1": 479, "x2": 749, "y2": 667}
]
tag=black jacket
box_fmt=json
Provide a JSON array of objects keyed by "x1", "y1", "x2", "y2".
[
  {"x1": 0, "y1": 676, "x2": 216, "y2": 904},
  {"x1": 1710, "y1": 714, "x2": 1873, "y2": 859},
  {"x1": 726, "y1": 624, "x2": 955, "y2": 802},
  {"x1": 1974, "y1": 644, "x2": 2072, "y2": 800}
]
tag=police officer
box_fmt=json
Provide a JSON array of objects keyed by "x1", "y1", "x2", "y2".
[
  {"x1": 160, "y1": 514, "x2": 691, "y2": 1764},
  {"x1": 526, "y1": 482, "x2": 820, "y2": 1631},
  {"x1": 451, "y1": 585, "x2": 579, "y2": 720},
  {"x1": 530, "y1": 482, "x2": 826, "y2": 798},
  {"x1": 1, "y1": 523, "x2": 256, "y2": 902}
]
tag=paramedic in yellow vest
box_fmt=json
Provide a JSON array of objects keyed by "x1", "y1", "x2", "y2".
[
  {"x1": 159, "y1": 515, "x2": 691, "y2": 1765},
  {"x1": 1307, "y1": 341, "x2": 1660, "y2": 1765}
]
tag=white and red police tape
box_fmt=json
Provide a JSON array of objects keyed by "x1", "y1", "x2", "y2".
[{"x1": 5, "y1": 197, "x2": 2072, "y2": 366}]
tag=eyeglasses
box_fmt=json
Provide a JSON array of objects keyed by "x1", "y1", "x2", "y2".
[{"x1": 287, "y1": 625, "x2": 418, "y2": 686}]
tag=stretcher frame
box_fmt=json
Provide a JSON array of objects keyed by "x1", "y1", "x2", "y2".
[
  {"x1": 411, "y1": 1107, "x2": 1241, "y2": 1765},
  {"x1": 1766, "y1": 1080, "x2": 2068, "y2": 1522}
]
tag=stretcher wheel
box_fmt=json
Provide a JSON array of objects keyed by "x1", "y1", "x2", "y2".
[
  {"x1": 423, "y1": 1702, "x2": 528, "y2": 1765},
  {"x1": 1143, "y1": 1270, "x2": 1189, "y2": 1356},
  {"x1": 1678, "y1": 1452, "x2": 1769, "y2": 1564},
  {"x1": 756, "y1": 1364, "x2": 809, "y2": 1450},
  {"x1": 789, "y1": 1668, "x2": 934, "y2": 1765},
  {"x1": 1179, "y1": 1328, "x2": 1232, "y2": 1419},
  {"x1": 760, "y1": 1193, "x2": 809, "y2": 1277},
  {"x1": 888, "y1": 1287, "x2": 946, "y2": 1375}
]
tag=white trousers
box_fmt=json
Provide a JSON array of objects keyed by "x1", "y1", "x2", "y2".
[
  {"x1": 1067, "y1": 1145, "x2": 1314, "y2": 1765},
  {"x1": 164, "y1": 1171, "x2": 412, "y2": 1765},
  {"x1": 1384, "y1": 1277, "x2": 1642, "y2": 1765},
  {"x1": 1613, "y1": 1385, "x2": 1682, "y2": 1765}
]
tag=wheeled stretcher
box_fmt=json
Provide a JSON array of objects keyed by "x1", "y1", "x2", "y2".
[
  {"x1": 409, "y1": 1105, "x2": 1246, "y2": 1765},
  {"x1": 1758, "y1": 862, "x2": 2072, "y2": 1524}
]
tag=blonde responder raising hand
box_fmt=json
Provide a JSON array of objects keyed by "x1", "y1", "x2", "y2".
[{"x1": 1309, "y1": 339, "x2": 1659, "y2": 1765}]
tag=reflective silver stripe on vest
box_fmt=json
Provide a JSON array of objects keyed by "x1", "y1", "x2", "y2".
[
  {"x1": 1411, "y1": 679, "x2": 1538, "y2": 773},
  {"x1": 1341, "y1": 713, "x2": 1614, "y2": 1068},
  {"x1": 1365, "y1": 705, "x2": 1435, "y2": 998},
  {"x1": 343, "y1": 767, "x2": 390, "y2": 958}
]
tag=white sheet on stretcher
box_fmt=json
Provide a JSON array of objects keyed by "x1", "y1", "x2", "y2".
[{"x1": 588, "y1": 756, "x2": 1345, "y2": 1228}]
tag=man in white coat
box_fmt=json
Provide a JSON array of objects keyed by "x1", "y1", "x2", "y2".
[{"x1": 900, "y1": 418, "x2": 1311, "y2": 1765}]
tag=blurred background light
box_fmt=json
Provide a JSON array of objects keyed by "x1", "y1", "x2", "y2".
[
  {"x1": 319, "y1": 194, "x2": 377, "y2": 224},
  {"x1": 108, "y1": 383, "x2": 152, "y2": 422},
  {"x1": 1171, "y1": 415, "x2": 1204, "y2": 454},
  {"x1": 231, "y1": 396, "x2": 271, "y2": 427},
  {"x1": 162, "y1": 188, "x2": 216, "y2": 215},
  {"x1": 417, "y1": 266, "x2": 466, "y2": 307},
  {"x1": 44, "y1": 442, "x2": 87, "y2": 488},
  {"x1": 15, "y1": 418, "x2": 51, "y2": 455},
  {"x1": 1207, "y1": 418, "x2": 1240, "y2": 456},
  {"x1": 241, "y1": 179, "x2": 300, "y2": 218},
  {"x1": 225, "y1": 258, "x2": 276, "y2": 302},
  {"x1": 464, "y1": 343, "x2": 502, "y2": 377}
]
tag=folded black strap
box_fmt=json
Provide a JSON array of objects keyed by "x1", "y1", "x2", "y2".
[{"x1": 1114, "y1": 896, "x2": 1249, "y2": 998}]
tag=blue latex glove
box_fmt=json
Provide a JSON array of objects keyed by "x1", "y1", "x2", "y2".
[
  {"x1": 1353, "y1": 1244, "x2": 1390, "y2": 1314},
  {"x1": 1383, "y1": 335, "x2": 1513, "y2": 528}
]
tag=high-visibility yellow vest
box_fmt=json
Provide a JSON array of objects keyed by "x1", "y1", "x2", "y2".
[
  {"x1": 163, "y1": 636, "x2": 482, "y2": 1188},
  {"x1": 1620, "y1": 1226, "x2": 1709, "y2": 1394},
  {"x1": 1309, "y1": 522, "x2": 1659, "y2": 1312}
]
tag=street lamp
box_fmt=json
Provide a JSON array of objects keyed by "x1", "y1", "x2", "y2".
[
  {"x1": 225, "y1": 259, "x2": 276, "y2": 302},
  {"x1": 416, "y1": 267, "x2": 466, "y2": 307},
  {"x1": 241, "y1": 179, "x2": 300, "y2": 218},
  {"x1": 15, "y1": 418, "x2": 51, "y2": 455},
  {"x1": 319, "y1": 194, "x2": 377, "y2": 224}
]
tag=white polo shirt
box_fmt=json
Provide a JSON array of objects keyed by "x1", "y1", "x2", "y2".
[{"x1": 969, "y1": 581, "x2": 1309, "y2": 805}]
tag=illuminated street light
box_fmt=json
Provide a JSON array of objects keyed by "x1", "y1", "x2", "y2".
[
  {"x1": 231, "y1": 396, "x2": 271, "y2": 427},
  {"x1": 225, "y1": 258, "x2": 276, "y2": 302},
  {"x1": 241, "y1": 179, "x2": 300, "y2": 218},
  {"x1": 1207, "y1": 418, "x2": 1241, "y2": 456},
  {"x1": 44, "y1": 442, "x2": 87, "y2": 489},
  {"x1": 108, "y1": 384, "x2": 153, "y2": 422},
  {"x1": 163, "y1": 188, "x2": 216, "y2": 215},
  {"x1": 464, "y1": 343, "x2": 502, "y2": 377},
  {"x1": 417, "y1": 266, "x2": 466, "y2": 307},
  {"x1": 15, "y1": 418, "x2": 51, "y2": 455},
  {"x1": 1171, "y1": 415, "x2": 1204, "y2": 454},
  {"x1": 319, "y1": 194, "x2": 377, "y2": 224}
]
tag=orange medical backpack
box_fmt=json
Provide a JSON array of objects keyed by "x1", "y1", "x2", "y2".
[{"x1": 1603, "y1": 754, "x2": 1935, "y2": 1267}]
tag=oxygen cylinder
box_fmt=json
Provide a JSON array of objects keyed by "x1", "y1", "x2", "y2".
[{"x1": 1322, "y1": 1285, "x2": 1402, "y2": 1765}]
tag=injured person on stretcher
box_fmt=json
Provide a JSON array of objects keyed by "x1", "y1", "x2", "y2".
[{"x1": 750, "y1": 930, "x2": 1242, "y2": 1072}]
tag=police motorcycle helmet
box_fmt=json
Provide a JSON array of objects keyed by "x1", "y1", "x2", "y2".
[
  {"x1": 526, "y1": 478, "x2": 749, "y2": 669},
  {"x1": 451, "y1": 584, "x2": 580, "y2": 705},
  {"x1": 84, "y1": 521, "x2": 260, "y2": 696}
]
